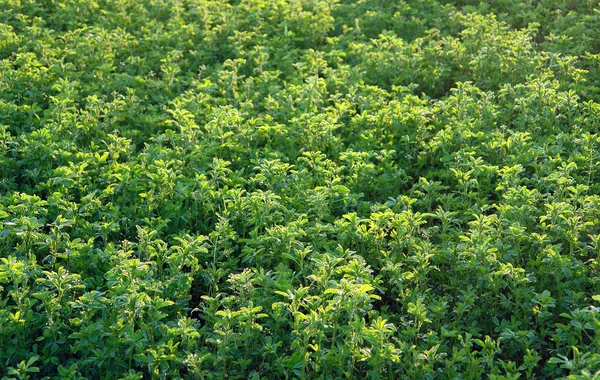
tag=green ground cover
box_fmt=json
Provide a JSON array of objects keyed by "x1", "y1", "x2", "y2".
[{"x1": 1, "y1": 0, "x2": 600, "y2": 378}]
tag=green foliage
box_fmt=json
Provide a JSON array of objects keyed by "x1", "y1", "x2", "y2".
[{"x1": 1, "y1": 0, "x2": 599, "y2": 378}]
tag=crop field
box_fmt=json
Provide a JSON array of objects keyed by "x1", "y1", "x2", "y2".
[{"x1": 1, "y1": 0, "x2": 600, "y2": 378}]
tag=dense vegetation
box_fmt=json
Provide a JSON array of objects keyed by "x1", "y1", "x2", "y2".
[{"x1": 1, "y1": 0, "x2": 600, "y2": 378}]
